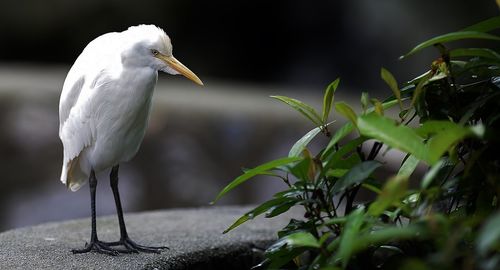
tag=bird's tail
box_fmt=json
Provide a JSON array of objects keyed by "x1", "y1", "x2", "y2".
[{"x1": 61, "y1": 155, "x2": 88, "y2": 192}]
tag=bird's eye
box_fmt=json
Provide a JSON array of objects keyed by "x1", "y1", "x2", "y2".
[{"x1": 151, "y1": 49, "x2": 159, "y2": 56}]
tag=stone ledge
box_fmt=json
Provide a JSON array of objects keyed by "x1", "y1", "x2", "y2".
[{"x1": 0, "y1": 206, "x2": 294, "y2": 270}]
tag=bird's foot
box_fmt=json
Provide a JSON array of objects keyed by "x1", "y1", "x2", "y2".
[
  {"x1": 72, "y1": 240, "x2": 120, "y2": 256},
  {"x1": 104, "y1": 237, "x2": 169, "y2": 253}
]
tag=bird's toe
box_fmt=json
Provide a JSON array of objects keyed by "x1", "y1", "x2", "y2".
[
  {"x1": 72, "y1": 240, "x2": 120, "y2": 256},
  {"x1": 103, "y1": 237, "x2": 168, "y2": 253}
]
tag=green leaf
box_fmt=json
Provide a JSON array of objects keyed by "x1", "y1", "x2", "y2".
[
  {"x1": 223, "y1": 197, "x2": 294, "y2": 233},
  {"x1": 288, "y1": 157, "x2": 314, "y2": 182},
  {"x1": 289, "y1": 122, "x2": 334, "y2": 158},
  {"x1": 362, "y1": 182, "x2": 382, "y2": 194},
  {"x1": 335, "y1": 102, "x2": 358, "y2": 126},
  {"x1": 368, "y1": 175, "x2": 409, "y2": 216},
  {"x1": 450, "y1": 48, "x2": 500, "y2": 61},
  {"x1": 322, "y1": 136, "x2": 367, "y2": 174},
  {"x1": 335, "y1": 207, "x2": 365, "y2": 267},
  {"x1": 278, "y1": 219, "x2": 313, "y2": 238},
  {"x1": 322, "y1": 122, "x2": 354, "y2": 159},
  {"x1": 354, "y1": 224, "x2": 426, "y2": 251},
  {"x1": 266, "y1": 245, "x2": 305, "y2": 269},
  {"x1": 323, "y1": 78, "x2": 340, "y2": 123},
  {"x1": 272, "y1": 95, "x2": 323, "y2": 126},
  {"x1": 361, "y1": 92, "x2": 369, "y2": 112},
  {"x1": 266, "y1": 231, "x2": 320, "y2": 265},
  {"x1": 331, "y1": 161, "x2": 382, "y2": 194},
  {"x1": 212, "y1": 157, "x2": 301, "y2": 203},
  {"x1": 398, "y1": 155, "x2": 420, "y2": 177},
  {"x1": 369, "y1": 98, "x2": 401, "y2": 113},
  {"x1": 370, "y1": 98, "x2": 384, "y2": 116},
  {"x1": 400, "y1": 31, "x2": 500, "y2": 59},
  {"x1": 280, "y1": 231, "x2": 320, "y2": 249},
  {"x1": 324, "y1": 217, "x2": 347, "y2": 226},
  {"x1": 416, "y1": 120, "x2": 467, "y2": 137},
  {"x1": 289, "y1": 127, "x2": 322, "y2": 157},
  {"x1": 462, "y1": 16, "x2": 500, "y2": 33},
  {"x1": 411, "y1": 73, "x2": 430, "y2": 107},
  {"x1": 421, "y1": 159, "x2": 446, "y2": 189},
  {"x1": 381, "y1": 68, "x2": 402, "y2": 109},
  {"x1": 265, "y1": 200, "x2": 297, "y2": 218},
  {"x1": 357, "y1": 114, "x2": 430, "y2": 164},
  {"x1": 417, "y1": 121, "x2": 476, "y2": 164},
  {"x1": 326, "y1": 168, "x2": 348, "y2": 178},
  {"x1": 477, "y1": 211, "x2": 500, "y2": 255}
]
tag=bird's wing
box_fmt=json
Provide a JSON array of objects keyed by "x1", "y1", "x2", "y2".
[
  {"x1": 58, "y1": 81, "x2": 94, "y2": 189},
  {"x1": 59, "y1": 68, "x2": 116, "y2": 189},
  {"x1": 59, "y1": 32, "x2": 119, "y2": 131},
  {"x1": 59, "y1": 32, "x2": 120, "y2": 189},
  {"x1": 59, "y1": 74, "x2": 85, "y2": 132},
  {"x1": 59, "y1": 31, "x2": 121, "y2": 155}
]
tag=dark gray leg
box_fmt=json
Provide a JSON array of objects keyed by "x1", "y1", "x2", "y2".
[
  {"x1": 72, "y1": 169, "x2": 119, "y2": 256},
  {"x1": 106, "y1": 165, "x2": 168, "y2": 253}
]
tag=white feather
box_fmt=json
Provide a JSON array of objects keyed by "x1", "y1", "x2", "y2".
[{"x1": 59, "y1": 25, "x2": 179, "y2": 191}]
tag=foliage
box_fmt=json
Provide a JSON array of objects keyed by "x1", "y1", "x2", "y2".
[{"x1": 214, "y1": 16, "x2": 500, "y2": 270}]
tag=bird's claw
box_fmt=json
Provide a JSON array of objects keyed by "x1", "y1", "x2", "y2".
[
  {"x1": 72, "y1": 240, "x2": 120, "y2": 256},
  {"x1": 104, "y1": 237, "x2": 169, "y2": 253}
]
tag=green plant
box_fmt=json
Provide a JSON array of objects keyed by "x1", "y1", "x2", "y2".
[{"x1": 213, "y1": 16, "x2": 500, "y2": 270}]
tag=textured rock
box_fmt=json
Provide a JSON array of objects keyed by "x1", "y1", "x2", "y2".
[{"x1": 0, "y1": 206, "x2": 297, "y2": 269}]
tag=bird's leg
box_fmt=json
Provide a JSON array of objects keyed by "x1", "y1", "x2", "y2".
[
  {"x1": 72, "y1": 169, "x2": 119, "y2": 256},
  {"x1": 105, "y1": 165, "x2": 168, "y2": 253}
]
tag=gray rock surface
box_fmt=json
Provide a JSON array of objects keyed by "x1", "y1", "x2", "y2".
[{"x1": 0, "y1": 206, "x2": 298, "y2": 269}]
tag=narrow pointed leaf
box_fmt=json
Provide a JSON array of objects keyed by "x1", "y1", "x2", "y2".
[
  {"x1": 289, "y1": 127, "x2": 322, "y2": 157},
  {"x1": 265, "y1": 200, "x2": 298, "y2": 218},
  {"x1": 415, "y1": 120, "x2": 466, "y2": 137},
  {"x1": 331, "y1": 161, "x2": 382, "y2": 194},
  {"x1": 357, "y1": 114, "x2": 429, "y2": 163},
  {"x1": 398, "y1": 155, "x2": 420, "y2": 177},
  {"x1": 354, "y1": 224, "x2": 426, "y2": 251},
  {"x1": 289, "y1": 122, "x2": 334, "y2": 157},
  {"x1": 271, "y1": 95, "x2": 323, "y2": 126},
  {"x1": 212, "y1": 157, "x2": 301, "y2": 203},
  {"x1": 381, "y1": 68, "x2": 402, "y2": 109},
  {"x1": 279, "y1": 231, "x2": 320, "y2": 249},
  {"x1": 400, "y1": 31, "x2": 500, "y2": 59},
  {"x1": 426, "y1": 131, "x2": 469, "y2": 164},
  {"x1": 416, "y1": 121, "x2": 477, "y2": 164},
  {"x1": 450, "y1": 48, "x2": 500, "y2": 60},
  {"x1": 335, "y1": 102, "x2": 358, "y2": 126},
  {"x1": 360, "y1": 92, "x2": 369, "y2": 112},
  {"x1": 462, "y1": 16, "x2": 500, "y2": 32},
  {"x1": 322, "y1": 122, "x2": 354, "y2": 159},
  {"x1": 335, "y1": 208, "x2": 365, "y2": 267},
  {"x1": 223, "y1": 197, "x2": 293, "y2": 233},
  {"x1": 411, "y1": 73, "x2": 430, "y2": 107},
  {"x1": 322, "y1": 78, "x2": 340, "y2": 122}
]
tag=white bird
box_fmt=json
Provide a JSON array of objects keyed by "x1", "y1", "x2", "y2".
[{"x1": 59, "y1": 24, "x2": 203, "y2": 255}]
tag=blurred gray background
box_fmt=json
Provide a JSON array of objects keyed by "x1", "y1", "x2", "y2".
[{"x1": 0, "y1": 0, "x2": 497, "y2": 231}]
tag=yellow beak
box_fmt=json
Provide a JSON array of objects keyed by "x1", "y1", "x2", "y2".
[{"x1": 157, "y1": 54, "x2": 204, "y2": 86}]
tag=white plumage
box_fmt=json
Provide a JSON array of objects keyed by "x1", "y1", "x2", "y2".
[{"x1": 59, "y1": 25, "x2": 202, "y2": 191}]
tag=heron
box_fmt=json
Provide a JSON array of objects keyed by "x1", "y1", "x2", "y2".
[{"x1": 59, "y1": 25, "x2": 203, "y2": 255}]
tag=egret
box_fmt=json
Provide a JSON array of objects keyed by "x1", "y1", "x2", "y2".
[{"x1": 59, "y1": 25, "x2": 203, "y2": 255}]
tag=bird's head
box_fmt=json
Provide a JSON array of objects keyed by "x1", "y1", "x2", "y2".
[{"x1": 123, "y1": 25, "x2": 203, "y2": 86}]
